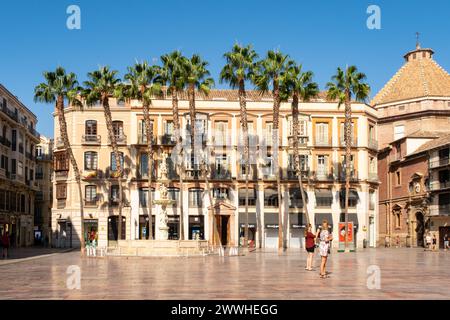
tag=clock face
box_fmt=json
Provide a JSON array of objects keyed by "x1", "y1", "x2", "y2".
[{"x1": 415, "y1": 183, "x2": 421, "y2": 193}]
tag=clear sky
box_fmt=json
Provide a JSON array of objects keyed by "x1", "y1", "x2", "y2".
[{"x1": 1, "y1": 0, "x2": 449, "y2": 138}]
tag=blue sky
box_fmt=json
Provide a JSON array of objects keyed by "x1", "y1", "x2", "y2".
[{"x1": 1, "y1": 0, "x2": 449, "y2": 138}]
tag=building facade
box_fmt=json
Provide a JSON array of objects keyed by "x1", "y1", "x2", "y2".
[
  {"x1": 373, "y1": 44, "x2": 450, "y2": 247},
  {"x1": 34, "y1": 136, "x2": 53, "y2": 246},
  {"x1": 51, "y1": 90, "x2": 379, "y2": 249},
  {"x1": 0, "y1": 84, "x2": 40, "y2": 247}
]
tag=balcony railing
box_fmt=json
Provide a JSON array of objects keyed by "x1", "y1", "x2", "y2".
[
  {"x1": 84, "y1": 198, "x2": 98, "y2": 207},
  {"x1": 338, "y1": 171, "x2": 359, "y2": 182},
  {"x1": 340, "y1": 137, "x2": 358, "y2": 147},
  {"x1": 160, "y1": 134, "x2": 176, "y2": 145},
  {"x1": 212, "y1": 169, "x2": 231, "y2": 179},
  {"x1": 430, "y1": 180, "x2": 450, "y2": 191},
  {"x1": 1, "y1": 104, "x2": 19, "y2": 122},
  {"x1": 18, "y1": 143, "x2": 24, "y2": 153},
  {"x1": 26, "y1": 152, "x2": 34, "y2": 161},
  {"x1": 35, "y1": 172, "x2": 44, "y2": 180},
  {"x1": 429, "y1": 204, "x2": 450, "y2": 216},
  {"x1": 368, "y1": 138, "x2": 378, "y2": 151},
  {"x1": 368, "y1": 172, "x2": 379, "y2": 182},
  {"x1": 288, "y1": 136, "x2": 308, "y2": 148},
  {"x1": 54, "y1": 170, "x2": 69, "y2": 181},
  {"x1": 82, "y1": 134, "x2": 101, "y2": 145},
  {"x1": 430, "y1": 157, "x2": 450, "y2": 169},
  {"x1": 185, "y1": 168, "x2": 203, "y2": 179},
  {"x1": 315, "y1": 139, "x2": 331, "y2": 147},
  {"x1": 0, "y1": 136, "x2": 11, "y2": 148},
  {"x1": 28, "y1": 126, "x2": 40, "y2": 139},
  {"x1": 108, "y1": 134, "x2": 127, "y2": 145},
  {"x1": 137, "y1": 134, "x2": 156, "y2": 145},
  {"x1": 287, "y1": 169, "x2": 310, "y2": 180},
  {"x1": 312, "y1": 170, "x2": 333, "y2": 181}
]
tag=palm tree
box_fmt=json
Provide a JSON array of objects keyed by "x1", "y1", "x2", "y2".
[
  {"x1": 123, "y1": 61, "x2": 162, "y2": 240},
  {"x1": 83, "y1": 67, "x2": 125, "y2": 241},
  {"x1": 179, "y1": 54, "x2": 215, "y2": 244},
  {"x1": 160, "y1": 51, "x2": 186, "y2": 240},
  {"x1": 34, "y1": 67, "x2": 85, "y2": 252},
  {"x1": 254, "y1": 50, "x2": 290, "y2": 251},
  {"x1": 282, "y1": 62, "x2": 319, "y2": 228},
  {"x1": 220, "y1": 43, "x2": 258, "y2": 251},
  {"x1": 326, "y1": 66, "x2": 370, "y2": 251}
]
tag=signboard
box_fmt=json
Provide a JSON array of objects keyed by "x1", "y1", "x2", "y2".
[
  {"x1": 291, "y1": 224, "x2": 306, "y2": 229},
  {"x1": 240, "y1": 224, "x2": 256, "y2": 228},
  {"x1": 338, "y1": 222, "x2": 355, "y2": 251},
  {"x1": 265, "y1": 224, "x2": 279, "y2": 229}
]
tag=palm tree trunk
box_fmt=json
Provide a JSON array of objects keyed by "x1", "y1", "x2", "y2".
[
  {"x1": 56, "y1": 96, "x2": 85, "y2": 252},
  {"x1": 272, "y1": 80, "x2": 284, "y2": 251},
  {"x1": 171, "y1": 88, "x2": 184, "y2": 240},
  {"x1": 238, "y1": 80, "x2": 250, "y2": 251},
  {"x1": 344, "y1": 91, "x2": 352, "y2": 251},
  {"x1": 143, "y1": 100, "x2": 153, "y2": 240},
  {"x1": 292, "y1": 93, "x2": 310, "y2": 228},
  {"x1": 102, "y1": 96, "x2": 124, "y2": 241}
]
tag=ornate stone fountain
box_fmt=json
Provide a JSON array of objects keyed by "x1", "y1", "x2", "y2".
[{"x1": 153, "y1": 152, "x2": 176, "y2": 240}]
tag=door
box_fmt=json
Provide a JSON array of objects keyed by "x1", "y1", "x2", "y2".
[
  {"x1": 215, "y1": 215, "x2": 230, "y2": 246},
  {"x1": 369, "y1": 217, "x2": 375, "y2": 247},
  {"x1": 108, "y1": 216, "x2": 126, "y2": 241}
]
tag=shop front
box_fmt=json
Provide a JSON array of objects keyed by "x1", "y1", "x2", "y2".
[
  {"x1": 340, "y1": 213, "x2": 359, "y2": 248},
  {"x1": 289, "y1": 212, "x2": 306, "y2": 248},
  {"x1": 239, "y1": 212, "x2": 257, "y2": 247},
  {"x1": 84, "y1": 219, "x2": 98, "y2": 244},
  {"x1": 264, "y1": 213, "x2": 279, "y2": 249},
  {"x1": 167, "y1": 216, "x2": 180, "y2": 240},
  {"x1": 189, "y1": 215, "x2": 204, "y2": 240}
]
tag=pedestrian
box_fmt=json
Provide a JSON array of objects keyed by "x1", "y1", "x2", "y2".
[
  {"x1": 444, "y1": 234, "x2": 449, "y2": 252},
  {"x1": 396, "y1": 235, "x2": 400, "y2": 248},
  {"x1": 432, "y1": 234, "x2": 437, "y2": 251},
  {"x1": 425, "y1": 233, "x2": 432, "y2": 251},
  {"x1": 304, "y1": 224, "x2": 316, "y2": 271},
  {"x1": 89, "y1": 229, "x2": 97, "y2": 257},
  {"x1": 61, "y1": 229, "x2": 67, "y2": 248},
  {"x1": 317, "y1": 220, "x2": 333, "y2": 279},
  {"x1": 385, "y1": 235, "x2": 390, "y2": 248},
  {"x1": 2, "y1": 231, "x2": 10, "y2": 259}
]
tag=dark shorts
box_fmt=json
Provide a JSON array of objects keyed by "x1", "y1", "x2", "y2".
[{"x1": 306, "y1": 246, "x2": 315, "y2": 253}]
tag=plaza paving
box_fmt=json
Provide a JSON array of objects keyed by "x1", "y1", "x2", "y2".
[{"x1": 0, "y1": 248, "x2": 449, "y2": 300}]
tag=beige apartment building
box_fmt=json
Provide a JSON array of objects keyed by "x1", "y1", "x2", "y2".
[
  {"x1": 0, "y1": 84, "x2": 40, "y2": 247},
  {"x1": 51, "y1": 90, "x2": 379, "y2": 249},
  {"x1": 34, "y1": 136, "x2": 53, "y2": 246}
]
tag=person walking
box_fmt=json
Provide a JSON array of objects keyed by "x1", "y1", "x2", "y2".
[
  {"x1": 425, "y1": 233, "x2": 432, "y2": 251},
  {"x1": 2, "y1": 231, "x2": 10, "y2": 259},
  {"x1": 304, "y1": 224, "x2": 316, "y2": 271},
  {"x1": 432, "y1": 234, "x2": 437, "y2": 251},
  {"x1": 317, "y1": 220, "x2": 333, "y2": 279},
  {"x1": 444, "y1": 234, "x2": 449, "y2": 252}
]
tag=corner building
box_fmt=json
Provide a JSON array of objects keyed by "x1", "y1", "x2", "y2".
[{"x1": 51, "y1": 90, "x2": 378, "y2": 249}]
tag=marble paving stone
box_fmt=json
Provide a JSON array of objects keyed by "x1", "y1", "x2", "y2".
[{"x1": 0, "y1": 248, "x2": 449, "y2": 299}]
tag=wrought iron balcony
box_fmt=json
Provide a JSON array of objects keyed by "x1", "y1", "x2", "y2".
[
  {"x1": 82, "y1": 134, "x2": 101, "y2": 145},
  {"x1": 108, "y1": 134, "x2": 127, "y2": 145},
  {"x1": 212, "y1": 169, "x2": 231, "y2": 179},
  {"x1": 338, "y1": 170, "x2": 359, "y2": 182},
  {"x1": 287, "y1": 169, "x2": 310, "y2": 180},
  {"x1": 84, "y1": 198, "x2": 98, "y2": 207},
  {"x1": 137, "y1": 134, "x2": 156, "y2": 145},
  {"x1": 312, "y1": 170, "x2": 334, "y2": 181},
  {"x1": 430, "y1": 157, "x2": 450, "y2": 169},
  {"x1": 315, "y1": 139, "x2": 331, "y2": 147},
  {"x1": 429, "y1": 204, "x2": 450, "y2": 216},
  {"x1": 287, "y1": 136, "x2": 308, "y2": 148},
  {"x1": 430, "y1": 180, "x2": 450, "y2": 191},
  {"x1": 1, "y1": 104, "x2": 19, "y2": 122},
  {"x1": 160, "y1": 134, "x2": 176, "y2": 145},
  {"x1": 368, "y1": 138, "x2": 378, "y2": 151},
  {"x1": 340, "y1": 136, "x2": 358, "y2": 147}
]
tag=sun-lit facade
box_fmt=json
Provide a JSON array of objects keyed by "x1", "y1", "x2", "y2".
[{"x1": 51, "y1": 91, "x2": 379, "y2": 249}]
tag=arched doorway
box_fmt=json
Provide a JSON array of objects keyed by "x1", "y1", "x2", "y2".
[{"x1": 415, "y1": 212, "x2": 425, "y2": 247}]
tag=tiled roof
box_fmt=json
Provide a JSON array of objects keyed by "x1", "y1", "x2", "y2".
[
  {"x1": 408, "y1": 133, "x2": 450, "y2": 156},
  {"x1": 160, "y1": 88, "x2": 330, "y2": 102},
  {"x1": 371, "y1": 48, "x2": 450, "y2": 106}
]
